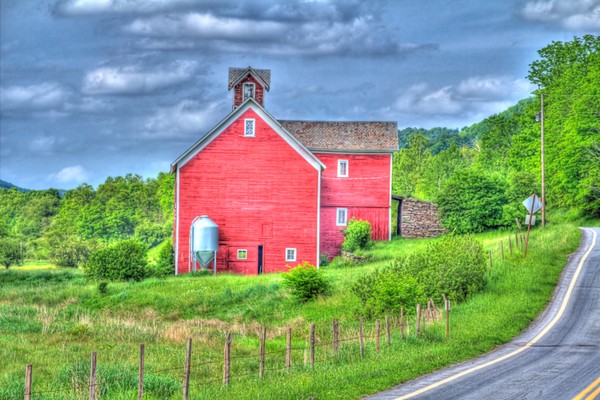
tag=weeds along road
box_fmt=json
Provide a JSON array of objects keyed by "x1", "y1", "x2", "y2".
[{"x1": 367, "y1": 227, "x2": 600, "y2": 400}]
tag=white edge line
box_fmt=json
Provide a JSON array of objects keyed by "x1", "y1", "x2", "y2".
[{"x1": 395, "y1": 228, "x2": 597, "y2": 400}]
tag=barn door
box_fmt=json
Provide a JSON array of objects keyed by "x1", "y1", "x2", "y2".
[{"x1": 257, "y1": 245, "x2": 264, "y2": 275}]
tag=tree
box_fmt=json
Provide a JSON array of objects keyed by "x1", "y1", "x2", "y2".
[
  {"x1": 392, "y1": 134, "x2": 431, "y2": 198},
  {"x1": 0, "y1": 237, "x2": 23, "y2": 269}
]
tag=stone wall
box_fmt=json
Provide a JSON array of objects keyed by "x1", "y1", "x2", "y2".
[{"x1": 400, "y1": 198, "x2": 445, "y2": 238}]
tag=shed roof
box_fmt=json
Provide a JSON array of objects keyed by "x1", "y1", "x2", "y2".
[{"x1": 279, "y1": 120, "x2": 399, "y2": 153}]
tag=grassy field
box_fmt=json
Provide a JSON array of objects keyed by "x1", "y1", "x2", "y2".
[{"x1": 0, "y1": 223, "x2": 584, "y2": 399}]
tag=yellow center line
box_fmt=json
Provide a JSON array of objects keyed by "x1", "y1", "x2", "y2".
[
  {"x1": 587, "y1": 384, "x2": 600, "y2": 400},
  {"x1": 573, "y1": 377, "x2": 600, "y2": 400},
  {"x1": 394, "y1": 228, "x2": 598, "y2": 400}
]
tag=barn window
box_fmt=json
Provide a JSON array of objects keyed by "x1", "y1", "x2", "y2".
[
  {"x1": 244, "y1": 119, "x2": 255, "y2": 137},
  {"x1": 237, "y1": 249, "x2": 248, "y2": 260},
  {"x1": 243, "y1": 83, "x2": 255, "y2": 101},
  {"x1": 285, "y1": 248, "x2": 296, "y2": 262},
  {"x1": 336, "y1": 208, "x2": 348, "y2": 226},
  {"x1": 337, "y1": 160, "x2": 348, "y2": 177}
]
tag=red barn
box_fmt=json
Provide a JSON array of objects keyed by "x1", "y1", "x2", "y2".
[{"x1": 171, "y1": 67, "x2": 398, "y2": 275}]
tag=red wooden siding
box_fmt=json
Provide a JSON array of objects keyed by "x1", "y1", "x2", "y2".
[
  {"x1": 316, "y1": 153, "x2": 391, "y2": 257},
  {"x1": 233, "y1": 75, "x2": 265, "y2": 107},
  {"x1": 176, "y1": 108, "x2": 319, "y2": 274}
]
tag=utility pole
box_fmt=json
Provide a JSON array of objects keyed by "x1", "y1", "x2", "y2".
[{"x1": 540, "y1": 93, "x2": 545, "y2": 228}]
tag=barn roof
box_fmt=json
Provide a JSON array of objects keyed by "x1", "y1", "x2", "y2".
[
  {"x1": 228, "y1": 67, "x2": 271, "y2": 91},
  {"x1": 279, "y1": 121, "x2": 399, "y2": 153}
]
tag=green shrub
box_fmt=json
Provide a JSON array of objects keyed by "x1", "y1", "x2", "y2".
[
  {"x1": 319, "y1": 252, "x2": 330, "y2": 267},
  {"x1": 97, "y1": 281, "x2": 109, "y2": 295},
  {"x1": 438, "y1": 169, "x2": 507, "y2": 233},
  {"x1": 352, "y1": 235, "x2": 486, "y2": 316},
  {"x1": 281, "y1": 262, "x2": 331, "y2": 302},
  {"x1": 85, "y1": 239, "x2": 148, "y2": 281},
  {"x1": 0, "y1": 237, "x2": 23, "y2": 269},
  {"x1": 342, "y1": 218, "x2": 373, "y2": 253},
  {"x1": 151, "y1": 239, "x2": 174, "y2": 277}
]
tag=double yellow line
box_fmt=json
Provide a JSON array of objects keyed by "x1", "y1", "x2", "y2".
[
  {"x1": 574, "y1": 377, "x2": 600, "y2": 400},
  {"x1": 394, "y1": 228, "x2": 597, "y2": 400}
]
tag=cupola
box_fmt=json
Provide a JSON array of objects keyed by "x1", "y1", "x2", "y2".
[{"x1": 228, "y1": 66, "x2": 271, "y2": 109}]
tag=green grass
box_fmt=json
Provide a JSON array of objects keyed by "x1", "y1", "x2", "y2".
[{"x1": 0, "y1": 223, "x2": 584, "y2": 399}]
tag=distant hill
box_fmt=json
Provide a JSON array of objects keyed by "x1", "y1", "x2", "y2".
[
  {"x1": 0, "y1": 180, "x2": 29, "y2": 192},
  {"x1": 398, "y1": 98, "x2": 534, "y2": 154}
]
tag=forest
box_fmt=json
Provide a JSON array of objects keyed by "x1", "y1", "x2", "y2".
[{"x1": 0, "y1": 35, "x2": 598, "y2": 265}]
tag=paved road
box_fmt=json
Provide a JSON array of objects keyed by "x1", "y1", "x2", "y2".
[{"x1": 367, "y1": 227, "x2": 600, "y2": 400}]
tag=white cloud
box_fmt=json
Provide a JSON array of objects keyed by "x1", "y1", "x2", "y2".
[
  {"x1": 57, "y1": 0, "x2": 195, "y2": 15},
  {"x1": 125, "y1": 13, "x2": 286, "y2": 40},
  {"x1": 50, "y1": 165, "x2": 89, "y2": 184},
  {"x1": 383, "y1": 76, "x2": 535, "y2": 127},
  {"x1": 82, "y1": 60, "x2": 197, "y2": 95},
  {"x1": 142, "y1": 100, "x2": 226, "y2": 138},
  {"x1": 125, "y1": 12, "x2": 437, "y2": 57},
  {"x1": 0, "y1": 83, "x2": 68, "y2": 111},
  {"x1": 521, "y1": 0, "x2": 600, "y2": 30}
]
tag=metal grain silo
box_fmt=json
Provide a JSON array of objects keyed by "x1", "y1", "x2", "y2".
[{"x1": 189, "y1": 216, "x2": 219, "y2": 274}]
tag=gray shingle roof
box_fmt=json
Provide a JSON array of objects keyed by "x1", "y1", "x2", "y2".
[
  {"x1": 279, "y1": 120, "x2": 399, "y2": 152},
  {"x1": 228, "y1": 67, "x2": 271, "y2": 91}
]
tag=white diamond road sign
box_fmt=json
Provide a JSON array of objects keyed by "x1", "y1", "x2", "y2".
[{"x1": 522, "y1": 194, "x2": 542, "y2": 214}]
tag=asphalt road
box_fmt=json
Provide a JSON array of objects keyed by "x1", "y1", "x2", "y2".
[{"x1": 367, "y1": 227, "x2": 600, "y2": 400}]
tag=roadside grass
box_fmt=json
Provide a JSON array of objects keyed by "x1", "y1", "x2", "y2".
[{"x1": 0, "y1": 223, "x2": 582, "y2": 399}]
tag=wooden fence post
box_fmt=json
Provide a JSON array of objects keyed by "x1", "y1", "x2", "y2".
[
  {"x1": 138, "y1": 344, "x2": 144, "y2": 400},
  {"x1": 359, "y1": 317, "x2": 365, "y2": 358},
  {"x1": 416, "y1": 304, "x2": 421, "y2": 335},
  {"x1": 520, "y1": 234, "x2": 524, "y2": 248},
  {"x1": 183, "y1": 338, "x2": 192, "y2": 400},
  {"x1": 25, "y1": 364, "x2": 32, "y2": 400},
  {"x1": 375, "y1": 319, "x2": 380, "y2": 352},
  {"x1": 508, "y1": 235, "x2": 513, "y2": 255},
  {"x1": 515, "y1": 232, "x2": 519, "y2": 248},
  {"x1": 286, "y1": 328, "x2": 292, "y2": 372},
  {"x1": 445, "y1": 299, "x2": 451, "y2": 339},
  {"x1": 333, "y1": 318, "x2": 339, "y2": 356},
  {"x1": 259, "y1": 326, "x2": 266, "y2": 379},
  {"x1": 223, "y1": 333, "x2": 232, "y2": 385},
  {"x1": 385, "y1": 316, "x2": 391, "y2": 347},
  {"x1": 89, "y1": 352, "x2": 97, "y2": 400},
  {"x1": 309, "y1": 323, "x2": 316, "y2": 367},
  {"x1": 400, "y1": 308, "x2": 405, "y2": 340},
  {"x1": 489, "y1": 250, "x2": 493, "y2": 269}
]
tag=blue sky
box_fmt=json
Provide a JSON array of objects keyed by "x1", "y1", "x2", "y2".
[{"x1": 1, "y1": 0, "x2": 598, "y2": 190}]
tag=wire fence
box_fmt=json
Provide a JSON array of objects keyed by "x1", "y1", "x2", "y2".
[
  {"x1": 19, "y1": 235, "x2": 522, "y2": 399},
  {"x1": 22, "y1": 309, "x2": 453, "y2": 400}
]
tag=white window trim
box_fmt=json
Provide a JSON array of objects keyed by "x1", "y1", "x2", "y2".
[
  {"x1": 244, "y1": 118, "x2": 255, "y2": 137},
  {"x1": 285, "y1": 248, "x2": 297, "y2": 262},
  {"x1": 336, "y1": 208, "x2": 348, "y2": 226},
  {"x1": 337, "y1": 160, "x2": 349, "y2": 177},
  {"x1": 243, "y1": 82, "x2": 255, "y2": 100},
  {"x1": 237, "y1": 249, "x2": 248, "y2": 260}
]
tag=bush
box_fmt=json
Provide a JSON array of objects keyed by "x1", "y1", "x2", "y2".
[
  {"x1": 85, "y1": 239, "x2": 148, "y2": 281},
  {"x1": 352, "y1": 235, "x2": 486, "y2": 316},
  {"x1": 281, "y1": 262, "x2": 331, "y2": 302},
  {"x1": 97, "y1": 281, "x2": 109, "y2": 295},
  {"x1": 438, "y1": 169, "x2": 507, "y2": 233},
  {"x1": 0, "y1": 237, "x2": 23, "y2": 269},
  {"x1": 342, "y1": 218, "x2": 373, "y2": 253},
  {"x1": 150, "y1": 239, "x2": 174, "y2": 277}
]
